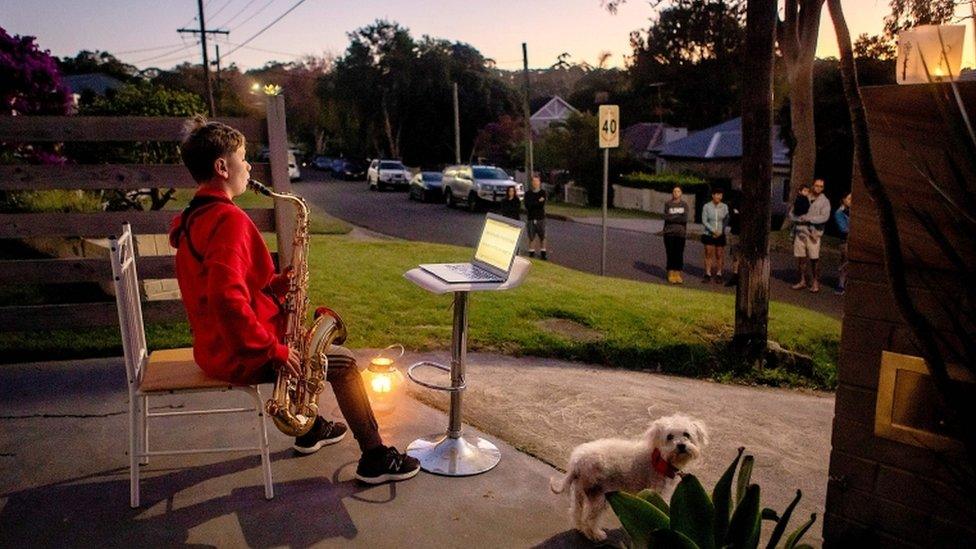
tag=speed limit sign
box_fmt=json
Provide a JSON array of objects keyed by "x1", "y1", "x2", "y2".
[{"x1": 598, "y1": 105, "x2": 620, "y2": 148}]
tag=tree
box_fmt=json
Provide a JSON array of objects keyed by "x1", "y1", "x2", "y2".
[
  {"x1": 883, "y1": 0, "x2": 957, "y2": 39},
  {"x1": 853, "y1": 33, "x2": 896, "y2": 60},
  {"x1": 58, "y1": 50, "x2": 137, "y2": 82},
  {"x1": 0, "y1": 27, "x2": 72, "y2": 118},
  {"x1": 71, "y1": 82, "x2": 206, "y2": 210},
  {"x1": 320, "y1": 20, "x2": 520, "y2": 165},
  {"x1": 733, "y1": 0, "x2": 777, "y2": 363},
  {"x1": 622, "y1": 0, "x2": 746, "y2": 130},
  {"x1": 247, "y1": 56, "x2": 332, "y2": 153},
  {"x1": 778, "y1": 0, "x2": 825, "y2": 200}
]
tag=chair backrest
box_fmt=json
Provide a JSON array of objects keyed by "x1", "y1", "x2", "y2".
[{"x1": 109, "y1": 223, "x2": 148, "y2": 388}]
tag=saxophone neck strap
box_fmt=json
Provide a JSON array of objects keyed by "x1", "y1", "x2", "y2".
[{"x1": 175, "y1": 194, "x2": 233, "y2": 263}]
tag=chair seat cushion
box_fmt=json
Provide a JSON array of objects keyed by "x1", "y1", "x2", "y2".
[{"x1": 140, "y1": 348, "x2": 238, "y2": 393}]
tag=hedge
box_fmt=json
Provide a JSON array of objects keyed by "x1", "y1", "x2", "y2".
[{"x1": 618, "y1": 172, "x2": 708, "y2": 193}]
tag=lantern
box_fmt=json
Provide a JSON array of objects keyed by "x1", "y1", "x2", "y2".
[
  {"x1": 361, "y1": 344, "x2": 405, "y2": 415},
  {"x1": 896, "y1": 25, "x2": 966, "y2": 84}
]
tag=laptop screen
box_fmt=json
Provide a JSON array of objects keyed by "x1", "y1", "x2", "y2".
[{"x1": 474, "y1": 217, "x2": 522, "y2": 272}]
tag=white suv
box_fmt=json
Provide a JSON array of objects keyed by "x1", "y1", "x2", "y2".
[
  {"x1": 441, "y1": 165, "x2": 523, "y2": 211},
  {"x1": 367, "y1": 159, "x2": 411, "y2": 191}
]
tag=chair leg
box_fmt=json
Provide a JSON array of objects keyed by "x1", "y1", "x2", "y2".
[
  {"x1": 128, "y1": 393, "x2": 140, "y2": 508},
  {"x1": 249, "y1": 386, "x2": 274, "y2": 500},
  {"x1": 140, "y1": 394, "x2": 150, "y2": 465}
]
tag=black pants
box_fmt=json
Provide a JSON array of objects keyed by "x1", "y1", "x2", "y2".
[
  {"x1": 663, "y1": 235, "x2": 686, "y2": 271},
  {"x1": 260, "y1": 345, "x2": 382, "y2": 452}
]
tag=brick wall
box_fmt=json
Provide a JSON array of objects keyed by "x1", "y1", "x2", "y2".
[{"x1": 823, "y1": 84, "x2": 976, "y2": 547}]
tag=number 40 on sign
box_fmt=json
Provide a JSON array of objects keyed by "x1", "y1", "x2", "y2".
[{"x1": 598, "y1": 105, "x2": 619, "y2": 149}]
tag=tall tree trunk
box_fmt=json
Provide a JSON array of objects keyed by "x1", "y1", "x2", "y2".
[
  {"x1": 381, "y1": 94, "x2": 398, "y2": 158},
  {"x1": 788, "y1": 57, "x2": 817, "y2": 193},
  {"x1": 733, "y1": 0, "x2": 777, "y2": 363},
  {"x1": 780, "y1": 0, "x2": 824, "y2": 198},
  {"x1": 826, "y1": 0, "x2": 976, "y2": 472}
]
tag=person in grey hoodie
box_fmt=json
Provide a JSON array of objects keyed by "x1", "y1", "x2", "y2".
[
  {"x1": 701, "y1": 187, "x2": 730, "y2": 283},
  {"x1": 662, "y1": 186, "x2": 690, "y2": 284},
  {"x1": 791, "y1": 178, "x2": 831, "y2": 293}
]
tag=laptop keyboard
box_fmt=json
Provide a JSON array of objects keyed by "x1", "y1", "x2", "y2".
[{"x1": 445, "y1": 264, "x2": 499, "y2": 281}]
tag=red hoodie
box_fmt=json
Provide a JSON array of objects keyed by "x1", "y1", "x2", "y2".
[{"x1": 168, "y1": 187, "x2": 289, "y2": 383}]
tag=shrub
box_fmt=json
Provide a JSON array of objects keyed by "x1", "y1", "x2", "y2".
[
  {"x1": 619, "y1": 171, "x2": 709, "y2": 193},
  {"x1": 607, "y1": 447, "x2": 816, "y2": 548}
]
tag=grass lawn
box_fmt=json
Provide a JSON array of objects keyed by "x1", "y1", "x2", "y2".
[
  {"x1": 0, "y1": 235, "x2": 840, "y2": 389},
  {"x1": 166, "y1": 188, "x2": 352, "y2": 235}
]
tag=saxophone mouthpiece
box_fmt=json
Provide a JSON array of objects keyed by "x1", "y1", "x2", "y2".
[{"x1": 248, "y1": 178, "x2": 273, "y2": 196}]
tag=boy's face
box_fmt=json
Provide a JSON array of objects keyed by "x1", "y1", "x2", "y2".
[
  {"x1": 672, "y1": 187, "x2": 682, "y2": 199},
  {"x1": 215, "y1": 145, "x2": 251, "y2": 197},
  {"x1": 800, "y1": 187, "x2": 810, "y2": 196},
  {"x1": 712, "y1": 191, "x2": 723, "y2": 203}
]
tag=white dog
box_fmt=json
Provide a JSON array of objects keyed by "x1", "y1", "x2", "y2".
[{"x1": 550, "y1": 413, "x2": 709, "y2": 542}]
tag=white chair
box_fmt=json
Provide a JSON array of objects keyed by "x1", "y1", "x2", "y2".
[{"x1": 110, "y1": 223, "x2": 273, "y2": 508}]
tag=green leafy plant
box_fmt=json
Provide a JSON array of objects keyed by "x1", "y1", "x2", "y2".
[
  {"x1": 618, "y1": 172, "x2": 709, "y2": 193},
  {"x1": 607, "y1": 447, "x2": 816, "y2": 548}
]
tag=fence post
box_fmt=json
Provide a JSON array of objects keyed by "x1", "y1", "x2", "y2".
[{"x1": 266, "y1": 94, "x2": 295, "y2": 269}]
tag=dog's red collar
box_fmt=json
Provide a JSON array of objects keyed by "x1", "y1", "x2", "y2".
[{"x1": 652, "y1": 448, "x2": 680, "y2": 479}]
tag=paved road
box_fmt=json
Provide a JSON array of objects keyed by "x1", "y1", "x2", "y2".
[{"x1": 295, "y1": 173, "x2": 843, "y2": 318}]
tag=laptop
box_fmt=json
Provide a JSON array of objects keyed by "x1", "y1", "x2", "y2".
[{"x1": 420, "y1": 213, "x2": 525, "y2": 284}]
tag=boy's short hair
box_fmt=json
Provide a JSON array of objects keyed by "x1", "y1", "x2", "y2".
[
  {"x1": 711, "y1": 187, "x2": 724, "y2": 195},
  {"x1": 180, "y1": 115, "x2": 246, "y2": 182}
]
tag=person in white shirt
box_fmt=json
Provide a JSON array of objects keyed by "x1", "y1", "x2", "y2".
[{"x1": 790, "y1": 179, "x2": 831, "y2": 293}]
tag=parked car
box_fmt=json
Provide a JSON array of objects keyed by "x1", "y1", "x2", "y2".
[
  {"x1": 335, "y1": 159, "x2": 366, "y2": 180},
  {"x1": 367, "y1": 159, "x2": 411, "y2": 191},
  {"x1": 312, "y1": 156, "x2": 333, "y2": 170},
  {"x1": 408, "y1": 171, "x2": 444, "y2": 202},
  {"x1": 441, "y1": 165, "x2": 523, "y2": 211}
]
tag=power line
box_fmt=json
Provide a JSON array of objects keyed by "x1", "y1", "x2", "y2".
[
  {"x1": 207, "y1": 0, "x2": 236, "y2": 21},
  {"x1": 224, "y1": 40, "x2": 304, "y2": 58},
  {"x1": 113, "y1": 43, "x2": 191, "y2": 55},
  {"x1": 223, "y1": 0, "x2": 309, "y2": 59},
  {"x1": 214, "y1": 0, "x2": 260, "y2": 28},
  {"x1": 229, "y1": 0, "x2": 279, "y2": 32},
  {"x1": 132, "y1": 42, "x2": 200, "y2": 64}
]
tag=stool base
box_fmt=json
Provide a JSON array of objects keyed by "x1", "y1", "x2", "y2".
[{"x1": 406, "y1": 434, "x2": 500, "y2": 476}]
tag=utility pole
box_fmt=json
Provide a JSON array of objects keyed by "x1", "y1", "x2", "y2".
[
  {"x1": 522, "y1": 42, "x2": 534, "y2": 184},
  {"x1": 211, "y1": 44, "x2": 222, "y2": 114},
  {"x1": 453, "y1": 82, "x2": 461, "y2": 164},
  {"x1": 177, "y1": 0, "x2": 228, "y2": 117}
]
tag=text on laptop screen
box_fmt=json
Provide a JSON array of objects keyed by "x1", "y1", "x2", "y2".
[{"x1": 474, "y1": 218, "x2": 521, "y2": 271}]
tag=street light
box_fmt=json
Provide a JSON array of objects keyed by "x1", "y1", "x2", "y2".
[{"x1": 896, "y1": 25, "x2": 966, "y2": 84}]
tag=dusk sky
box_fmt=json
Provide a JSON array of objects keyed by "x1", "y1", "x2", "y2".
[{"x1": 3, "y1": 1, "x2": 974, "y2": 71}]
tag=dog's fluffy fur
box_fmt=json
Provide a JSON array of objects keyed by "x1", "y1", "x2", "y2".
[{"x1": 550, "y1": 413, "x2": 709, "y2": 542}]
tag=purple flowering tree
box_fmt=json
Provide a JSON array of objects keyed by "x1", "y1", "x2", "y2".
[{"x1": 1, "y1": 27, "x2": 72, "y2": 117}]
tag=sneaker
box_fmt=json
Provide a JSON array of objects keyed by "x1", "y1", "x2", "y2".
[
  {"x1": 675, "y1": 272, "x2": 684, "y2": 284},
  {"x1": 541, "y1": 250, "x2": 548, "y2": 260},
  {"x1": 702, "y1": 274, "x2": 712, "y2": 284},
  {"x1": 714, "y1": 274, "x2": 724, "y2": 284},
  {"x1": 356, "y1": 445, "x2": 421, "y2": 484},
  {"x1": 528, "y1": 250, "x2": 536, "y2": 258},
  {"x1": 293, "y1": 416, "x2": 347, "y2": 454}
]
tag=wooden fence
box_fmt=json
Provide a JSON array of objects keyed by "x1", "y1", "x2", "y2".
[{"x1": 0, "y1": 95, "x2": 294, "y2": 333}]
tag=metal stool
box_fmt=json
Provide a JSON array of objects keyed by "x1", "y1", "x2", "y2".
[{"x1": 405, "y1": 291, "x2": 501, "y2": 476}]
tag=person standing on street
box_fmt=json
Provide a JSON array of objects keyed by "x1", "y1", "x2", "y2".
[
  {"x1": 524, "y1": 176, "x2": 548, "y2": 260},
  {"x1": 663, "y1": 186, "x2": 690, "y2": 284},
  {"x1": 834, "y1": 192, "x2": 851, "y2": 295},
  {"x1": 791, "y1": 178, "x2": 832, "y2": 293},
  {"x1": 725, "y1": 189, "x2": 742, "y2": 287},
  {"x1": 701, "y1": 187, "x2": 729, "y2": 283},
  {"x1": 499, "y1": 185, "x2": 522, "y2": 221}
]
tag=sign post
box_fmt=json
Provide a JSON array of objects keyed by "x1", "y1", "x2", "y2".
[{"x1": 598, "y1": 105, "x2": 620, "y2": 276}]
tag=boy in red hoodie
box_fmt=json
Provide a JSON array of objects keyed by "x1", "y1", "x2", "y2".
[{"x1": 169, "y1": 116, "x2": 418, "y2": 484}]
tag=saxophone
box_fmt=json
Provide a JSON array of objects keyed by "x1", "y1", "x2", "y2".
[{"x1": 248, "y1": 178, "x2": 347, "y2": 437}]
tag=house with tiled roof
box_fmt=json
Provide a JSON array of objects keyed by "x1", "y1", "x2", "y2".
[
  {"x1": 656, "y1": 117, "x2": 793, "y2": 217},
  {"x1": 622, "y1": 122, "x2": 688, "y2": 162}
]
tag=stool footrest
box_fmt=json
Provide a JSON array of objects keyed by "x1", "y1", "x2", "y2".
[{"x1": 407, "y1": 361, "x2": 465, "y2": 393}]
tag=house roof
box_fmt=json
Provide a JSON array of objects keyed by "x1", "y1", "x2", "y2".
[
  {"x1": 658, "y1": 117, "x2": 791, "y2": 165},
  {"x1": 63, "y1": 73, "x2": 124, "y2": 96},
  {"x1": 530, "y1": 96, "x2": 579, "y2": 122},
  {"x1": 622, "y1": 123, "x2": 666, "y2": 153}
]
